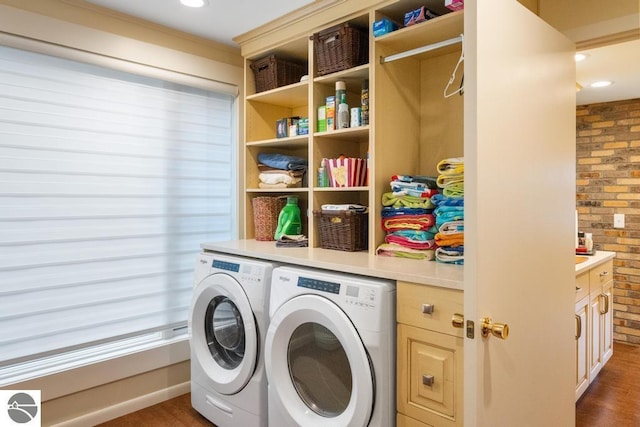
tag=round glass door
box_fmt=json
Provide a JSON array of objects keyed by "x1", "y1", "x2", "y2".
[
  {"x1": 205, "y1": 296, "x2": 245, "y2": 369},
  {"x1": 288, "y1": 322, "x2": 353, "y2": 417},
  {"x1": 189, "y1": 273, "x2": 258, "y2": 395},
  {"x1": 265, "y1": 294, "x2": 374, "y2": 426}
]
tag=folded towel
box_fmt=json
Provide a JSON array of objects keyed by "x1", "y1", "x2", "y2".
[
  {"x1": 258, "y1": 153, "x2": 308, "y2": 171},
  {"x1": 376, "y1": 243, "x2": 436, "y2": 260},
  {"x1": 275, "y1": 234, "x2": 308, "y2": 248},
  {"x1": 381, "y1": 214, "x2": 435, "y2": 232},
  {"x1": 259, "y1": 172, "x2": 302, "y2": 186},
  {"x1": 321, "y1": 204, "x2": 368, "y2": 212},
  {"x1": 385, "y1": 234, "x2": 436, "y2": 250},
  {"x1": 258, "y1": 182, "x2": 301, "y2": 189},
  {"x1": 435, "y1": 246, "x2": 464, "y2": 265},
  {"x1": 436, "y1": 157, "x2": 464, "y2": 175},
  {"x1": 434, "y1": 232, "x2": 464, "y2": 247},
  {"x1": 390, "y1": 181, "x2": 440, "y2": 198},
  {"x1": 391, "y1": 175, "x2": 438, "y2": 189},
  {"x1": 436, "y1": 174, "x2": 464, "y2": 189},
  {"x1": 443, "y1": 182, "x2": 464, "y2": 198},
  {"x1": 381, "y1": 207, "x2": 433, "y2": 217},
  {"x1": 431, "y1": 194, "x2": 464, "y2": 207},
  {"x1": 388, "y1": 229, "x2": 436, "y2": 241},
  {"x1": 381, "y1": 192, "x2": 435, "y2": 209},
  {"x1": 438, "y1": 220, "x2": 464, "y2": 235}
]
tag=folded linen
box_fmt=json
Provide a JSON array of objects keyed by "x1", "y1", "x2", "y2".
[
  {"x1": 431, "y1": 194, "x2": 464, "y2": 207},
  {"x1": 321, "y1": 204, "x2": 368, "y2": 212},
  {"x1": 385, "y1": 234, "x2": 436, "y2": 250},
  {"x1": 438, "y1": 220, "x2": 464, "y2": 235},
  {"x1": 381, "y1": 207, "x2": 433, "y2": 217},
  {"x1": 259, "y1": 172, "x2": 302, "y2": 186},
  {"x1": 443, "y1": 182, "x2": 464, "y2": 198},
  {"x1": 381, "y1": 214, "x2": 435, "y2": 232},
  {"x1": 376, "y1": 243, "x2": 436, "y2": 260},
  {"x1": 391, "y1": 175, "x2": 438, "y2": 189},
  {"x1": 436, "y1": 157, "x2": 464, "y2": 175},
  {"x1": 381, "y1": 192, "x2": 435, "y2": 209},
  {"x1": 435, "y1": 246, "x2": 464, "y2": 265},
  {"x1": 388, "y1": 229, "x2": 436, "y2": 241},
  {"x1": 436, "y1": 174, "x2": 464, "y2": 189},
  {"x1": 390, "y1": 181, "x2": 440, "y2": 198},
  {"x1": 275, "y1": 234, "x2": 308, "y2": 248},
  {"x1": 434, "y1": 232, "x2": 464, "y2": 247},
  {"x1": 257, "y1": 153, "x2": 308, "y2": 171}
]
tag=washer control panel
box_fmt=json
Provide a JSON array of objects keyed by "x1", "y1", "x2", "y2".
[{"x1": 297, "y1": 276, "x2": 340, "y2": 294}]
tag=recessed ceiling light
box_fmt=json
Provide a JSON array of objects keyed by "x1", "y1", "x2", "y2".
[
  {"x1": 574, "y1": 53, "x2": 589, "y2": 62},
  {"x1": 590, "y1": 80, "x2": 613, "y2": 88},
  {"x1": 180, "y1": 0, "x2": 208, "y2": 7}
]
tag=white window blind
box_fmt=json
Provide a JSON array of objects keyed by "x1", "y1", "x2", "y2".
[{"x1": 0, "y1": 45, "x2": 236, "y2": 367}]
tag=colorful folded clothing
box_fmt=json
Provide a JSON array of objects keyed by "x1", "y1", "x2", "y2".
[
  {"x1": 391, "y1": 175, "x2": 438, "y2": 189},
  {"x1": 381, "y1": 214, "x2": 435, "y2": 232},
  {"x1": 257, "y1": 152, "x2": 308, "y2": 171},
  {"x1": 385, "y1": 234, "x2": 436, "y2": 250},
  {"x1": 376, "y1": 243, "x2": 436, "y2": 260},
  {"x1": 435, "y1": 207, "x2": 464, "y2": 226},
  {"x1": 390, "y1": 181, "x2": 440, "y2": 198},
  {"x1": 431, "y1": 194, "x2": 464, "y2": 207},
  {"x1": 381, "y1": 192, "x2": 435, "y2": 209},
  {"x1": 436, "y1": 157, "x2": 464, "y2": 175},
  {"x1": 434, "y1": 232, "x2": 464, "y2": 247},
  {"x1": 438, "y1": 220, "x2": 464, "y2": 235},
  {"x1": 381, "y1": 207, "x2": 433, "y2": 217},
  {"x1": 435, "y1": 246, "x2": 464, "y2": 265},
  {"x1": 436, "y1": 174, "x2": 464, "y2": 189},
  {"x1": 443, "y1": 182, "x2": 464, "y2": 198},
  {"x1": 388, "y1": 229, "x2": 436, "y2": 241}
]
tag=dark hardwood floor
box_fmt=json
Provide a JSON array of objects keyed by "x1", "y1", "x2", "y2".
[
  {"x1": 576, "y1": 342, "x2": 640, "y2": 427},
  {"x1": 98, "y1": 342, "x2": 640, "y2": 426}
]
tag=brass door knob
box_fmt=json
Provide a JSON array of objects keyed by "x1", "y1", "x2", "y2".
[
  {"x1": 481, "y1": 317, "x2": 509, "y2": 339},
  {"x1": 451, "y1": 313, "x2": 464, "y2": 328}
]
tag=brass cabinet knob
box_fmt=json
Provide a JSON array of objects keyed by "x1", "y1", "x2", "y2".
[
  {"x1": 451, "y1": 313, "x2": 464, "y2": 328},
  {"x1": 599, "y1": 293, "x2": 610, "y2": 315},
  {"x1": 481, "y1": 317, "x2": 509, "y2": 339},
  {"x1": 422, "y1": 374, "x2": 435, "y2": 387},
  {"x1": 575, "y1": 314, "x2": 582, "y2": 340}
]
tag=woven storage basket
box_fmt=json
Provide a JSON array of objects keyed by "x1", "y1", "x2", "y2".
[
  {"x1": 314, "y1": 210, "x2": 368, "y2": 251},
  {"x1": 313, "y1": 23, "x2": 369, "y2": 76},
  {"x1": 252, "y1": 196, "x2": 286, "y2": 241},
  {"x1": 250, "y1": 55, "x2": 307, "y2": 93}
]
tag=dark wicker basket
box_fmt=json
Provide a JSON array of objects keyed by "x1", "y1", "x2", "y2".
[
  {"x1": 313, "y1": 23, "x2": 369, "y2": 76},
  {"x1": 250, "y1": 55, "x2": 307, "y2": 93},
  {"x1": 252, "y1": 196, "x2": 286, "y2": 241},
  {"x1": 314, "y1": 210, "x2": 368, "y2": 251}
]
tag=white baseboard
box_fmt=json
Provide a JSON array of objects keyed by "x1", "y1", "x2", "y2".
[{"x1": 50, "y1": 381, "x2": 191, "y2": 427}]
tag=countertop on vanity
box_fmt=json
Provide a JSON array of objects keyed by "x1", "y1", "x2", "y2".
[
  {"x1": 575, "y1": 250, "x2": 616, "y2": 275},
  {"x1": 200, "y1": 240, "x2": 465, "y2": 290}
]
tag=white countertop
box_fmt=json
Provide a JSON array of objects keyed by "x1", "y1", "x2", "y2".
[
  {"x1": 201, "y1": 240, "x2": 465, "y2": 290},
  {"x1": 575, "y1": 250, "x2": 616, "y2": 275}
]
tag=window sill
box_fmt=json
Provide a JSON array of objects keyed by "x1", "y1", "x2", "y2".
[{"x1": 3, "y1": 336, "x2": 190, "y2": 402}]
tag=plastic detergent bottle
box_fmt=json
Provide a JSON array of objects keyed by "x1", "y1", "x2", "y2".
[{"x1": 274, "y1": 196, "x2": 302, "y2": 240}]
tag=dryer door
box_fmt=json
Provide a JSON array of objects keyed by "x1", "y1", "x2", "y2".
[
  {"x1": 265, "y1": 294, "x2": 374, "y2": 426},
  {"x1": 190, "y1": 273, "x2": 257, "y2": 395}
]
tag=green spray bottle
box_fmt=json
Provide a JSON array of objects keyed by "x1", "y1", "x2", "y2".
[{"x1": 274, "y1": 196, "x2": 302, "y2": 240}]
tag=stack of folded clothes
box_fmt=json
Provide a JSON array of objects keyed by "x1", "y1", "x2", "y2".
[
  {"x1": 376, "y1": 175, "x2": 440, "y2": 260},
  {"x1": 257, "y1": 152, "x2": 307, "y2": 189},
  {"x1": 433, "y1": 158, "x2": 464, "y2": 265}
]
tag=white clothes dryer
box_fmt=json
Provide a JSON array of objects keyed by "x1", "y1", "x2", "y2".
[
  {"x1": 189, "y1": 252, "x2": 275, "y2": 427},
  {"x1": 265, "y1": 266, "x2": 396, "y2": 427}
]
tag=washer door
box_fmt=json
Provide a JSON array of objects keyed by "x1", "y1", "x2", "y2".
[
  {"x1": 265, "y1": 294, "x2": 374, "y2": 426},
  {"x1": 190, "y1": 273, "x2": 257, "y2": 395}
]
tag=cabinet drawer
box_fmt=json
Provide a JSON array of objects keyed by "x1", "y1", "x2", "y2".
[
  {"x1": 397, "y1": 412, "x2": 433, "y2": 427},
  {"x1": 397, "y1": 281, "x2": 464, "y2": 337},
  {"x1": 589, "y1": 260, "x2": 613, "y2": 292},
  {"x1": 575, "y1": 272, "x2": 589, "y2": 302},
  {"x1": 397, "y1": 324, "x2": 463, "y2": 427}
]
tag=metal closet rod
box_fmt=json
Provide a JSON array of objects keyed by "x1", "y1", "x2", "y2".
[{"x1": 380, "y1": 34, "x2": 463, "y2": 64}]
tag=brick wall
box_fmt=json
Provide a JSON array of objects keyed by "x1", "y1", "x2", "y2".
[{"x1": 576, "y1": 98, "x2": 640, "y2": 344}]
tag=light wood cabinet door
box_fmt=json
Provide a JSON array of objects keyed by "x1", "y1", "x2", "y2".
[
  {"x1": 397, "y1": 324, "x2": 463, "y2": 427},
  {"x1": 589, "y1": 290, "x2": 603, "y2": 379},
  {"x1": 575, "y1": 295, "x2": 589, "y2": 400},
  {"x1": 600, "y1": 280, "x2": 614, "y2": 365}
]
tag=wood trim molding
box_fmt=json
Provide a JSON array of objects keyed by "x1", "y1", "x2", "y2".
[{"x1": 576, "y1": 29, "x2": 640, "y2": 50}]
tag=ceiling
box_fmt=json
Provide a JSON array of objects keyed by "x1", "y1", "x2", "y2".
[{"x1": 86, "y1": 0, "x2": 640, "y2": 106}]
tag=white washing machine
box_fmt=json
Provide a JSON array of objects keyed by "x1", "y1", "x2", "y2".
[
  {"x1": 189, "y1": 252, "x2": 275, "y2": 426},
  {"x1": 265, "y1": 266, "x2": 396, "y2": 427}
]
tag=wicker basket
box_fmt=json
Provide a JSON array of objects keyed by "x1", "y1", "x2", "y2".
[
  {"x1": 250, "y1": 55, "x2": 307, "y2": 93},
  {"x1": 252, "y1": 196, "x2": 286, "y2": 241},
  {"x1": 314, "y1": 210, "x2": 368, "y2": 251},
  {"x1": 313, "y1": 23, "x2": 369, "y2": 76}
]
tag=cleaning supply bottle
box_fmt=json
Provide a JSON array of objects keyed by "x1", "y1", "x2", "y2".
[
  {"x1": 274, "y1": 196, "x2": 302, "y2": 240},
  {"x1": 317, "y1": 158, "x2": 328, "y2": 187}
]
